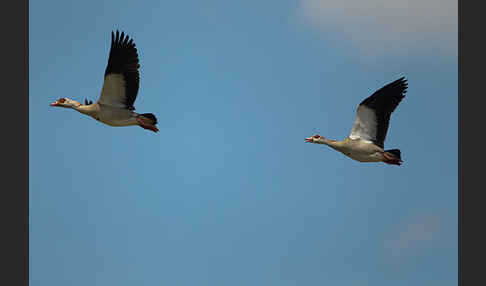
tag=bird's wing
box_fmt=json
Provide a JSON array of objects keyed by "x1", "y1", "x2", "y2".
[
  {"x1": 348, "y1": 77, "x2": 407, "y2": 148},
  {"x1": 98, "y1": 30, "x2": 140, "y2": 110}
]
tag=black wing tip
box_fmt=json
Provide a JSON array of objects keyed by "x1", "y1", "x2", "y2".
[
  {"x1": 393, "y1": 76, "x2": 407, "y2": 85},
  {"x1": 358, "y1": 75, "x2": 408, "y2": 107},
  {"x1": 390, "y1": 76, "x2": 408, "y2": 94},
  {"x1": 110, "y1": 29, "x2": 135, "y2": 45}
]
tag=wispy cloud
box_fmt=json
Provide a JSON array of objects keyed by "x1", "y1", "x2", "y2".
[
  {"x1": 296, "y1": 0, "x2": 457, "y2": 59},
  {"x1": 382, "y1": 213, "x2": 443, "y2": 261}
]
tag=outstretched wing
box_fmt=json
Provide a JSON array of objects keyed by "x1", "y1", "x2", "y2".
[
  {"x1": 348, "y1": 77, "x2": 407, "y2": 148},
  {"x1": 98, "y1": 30, "x2": 140, "y2": 110}
]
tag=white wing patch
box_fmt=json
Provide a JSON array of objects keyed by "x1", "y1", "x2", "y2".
[
  {"x1": 98, "y1": 74, "x2": 127, "y2": 108},
  {"x1": 349, "y1": 105, "x2": 378, "y2": 143}
]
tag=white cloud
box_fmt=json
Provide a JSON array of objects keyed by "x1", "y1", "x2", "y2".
[
  {"x1": 382, "y1": 213, "x2": 443, "y2": 260},
  {"x1": 296, "y1": 0, "x2": 457, "y2": 58}
]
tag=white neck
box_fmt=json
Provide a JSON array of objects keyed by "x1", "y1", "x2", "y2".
[
  {"x1": 316, "y1": 137, "x2": 344, "y2": 151},
  {"x1": 77, "y1": 104, "x2": 99, "y2": 117}
]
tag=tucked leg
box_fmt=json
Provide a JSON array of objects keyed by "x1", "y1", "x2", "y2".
[
  {"x1": 137, "y1": 118, "x2": 159, "y2": 132},
  {"x1": 382, "y1": 152, "x2": 402, "y2": 165}
]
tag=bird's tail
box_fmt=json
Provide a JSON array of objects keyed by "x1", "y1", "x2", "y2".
[
  {"x1": 139, "y1": 113, "x2": 158, "y2": 125},
  {"x1": 383, "y1": 149, "x2": 403, "y2": 165}
]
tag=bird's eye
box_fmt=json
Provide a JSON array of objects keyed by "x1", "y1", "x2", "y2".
[
  {"x1": 313, "y1": 135, "x2": 320, "y2": 139},
  {"x1": 59, "y1": 98, "x2": 66, "y2": 103}
]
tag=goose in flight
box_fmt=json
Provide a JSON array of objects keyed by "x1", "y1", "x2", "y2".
[
  {"x1": 305, "y1": 77, "x2": 408, "y2": 165},
  {"x1": 50, "y1": 30, "x2": 159, "y2": 133}
]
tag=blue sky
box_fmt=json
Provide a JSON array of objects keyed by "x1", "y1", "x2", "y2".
[{"x1": 30, "y1": 1, "x2": 457, "y2": 285}]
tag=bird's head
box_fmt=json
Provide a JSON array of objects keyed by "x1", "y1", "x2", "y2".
[
  {"x1": 305, "y1": 134, "x2": 326, "y2": 144},
  {"x1": 50, "y1": 98, "x2": 82, "y2": 109}
]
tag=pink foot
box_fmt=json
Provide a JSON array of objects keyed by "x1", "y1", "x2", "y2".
[
  {"x1": 137, "y1": 118, "x2": 159, "y2": 133},
  {"x1": 382, "y1": 152, "x2": 402, "y2": 166}
]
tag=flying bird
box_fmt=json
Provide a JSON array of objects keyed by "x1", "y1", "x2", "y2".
[
  {"x1": 50, "y1": 30, "x2": 159, "y2": 133},
  {"x1": 305, "y1": 77, "x2": 408, "y2": 165}
]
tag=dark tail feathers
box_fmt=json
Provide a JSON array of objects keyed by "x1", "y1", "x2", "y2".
[
  {"x1": 140, "y1": 113, "x2": 158, "y2": 125},
  {"x1": 385, "y1": 149, "x2": 401, "y2": 160}
]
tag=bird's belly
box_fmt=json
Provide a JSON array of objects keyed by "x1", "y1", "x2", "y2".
[
  {"x1": 95, "y1": 107, "x2": 138, "y2": 127},
  {"x1": 344, "y1": 151, "x2": 383, "y2": 162},
  {"x1": 98, "y1": 117, "x2": 138, "y2": 126}
]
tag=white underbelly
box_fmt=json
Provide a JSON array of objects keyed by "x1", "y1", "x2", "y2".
[
  {"x1": 99, "y1": 117, "x2": 138, "y2": 126},
  {"x1": 344, "y1": 151, "x2": 384, "y2": 162},
  {"x1": 95, "y1": 105, "x2": 138, "y2": 127}
]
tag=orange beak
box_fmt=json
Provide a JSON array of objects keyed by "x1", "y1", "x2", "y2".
[{"x1": 305, "y1": 137, "x2": 313, "y2": 143}]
